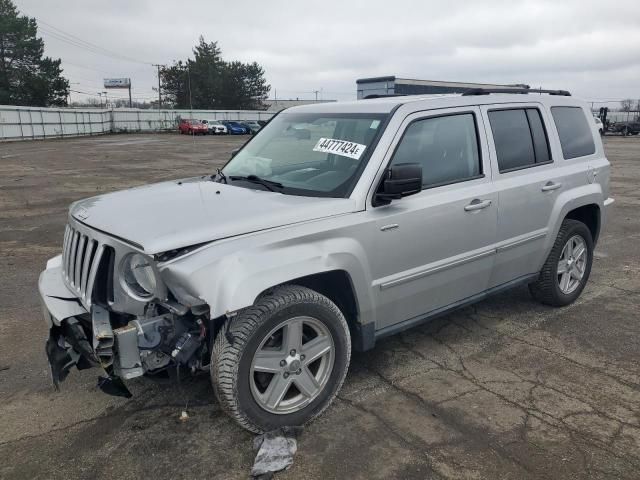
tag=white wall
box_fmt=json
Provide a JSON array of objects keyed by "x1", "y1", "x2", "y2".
[
  {"x1": 0, "y1": 105, "x2": 110, "y2": 140},
  {"x1": 0, "y1": 105, "x2": 275, "y2": 141}
]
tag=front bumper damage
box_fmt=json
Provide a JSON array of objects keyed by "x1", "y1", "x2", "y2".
[
  {"x1": 38, "y1": 255, "x2": 87, "y2": 328},
  {"x1": 40, "y1": 256, "x2": 133, "y2": 397},
  {"x1": 39, "y1": 255, "x2": 209, "y2": 399}
]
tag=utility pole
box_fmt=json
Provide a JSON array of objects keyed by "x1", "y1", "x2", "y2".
[
  {"x1": 67, "y1": 82, "x2": 79, "y2": 107},
  {"x1": 313, "y1": 90, "x2": 319, "y2": 101},
  {"x1": 153, "y1": 64, "x2": 163, "y2": 109},
  {"x1": 186, "y1": 65, "x2": 193, "y2": 111}
]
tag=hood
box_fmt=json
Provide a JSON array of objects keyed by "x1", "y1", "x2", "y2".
[{"x1": 71, "y1": 177, "x2": 357, "y2": 254}]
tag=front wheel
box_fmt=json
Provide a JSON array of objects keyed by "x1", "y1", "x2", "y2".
[
  {"x1": 211, "y1": 285, "x2": 351, "y2": 433},
  {"x1": 529, "y1": 219, "x2": 593, "y2": 306}
]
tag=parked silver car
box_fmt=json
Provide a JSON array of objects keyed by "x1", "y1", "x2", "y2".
[
  {"x1": 39, "y1": 88, "x2": 613, "y2": 432},
  {"x1": 201, "y1": 119, "x2": 228, "y2": 135}
]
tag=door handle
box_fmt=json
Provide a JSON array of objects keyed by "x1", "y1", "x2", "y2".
[
  {"x1": 541, "y1": 181, "x2": 562, "y2": 192},
  {"x1": 464, "y1": 199, "x2": 492, "y2": 212}
]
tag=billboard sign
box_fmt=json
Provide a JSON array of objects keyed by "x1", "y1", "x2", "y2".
[{"x1": 104, "y1": 78, "x2": 131, "y2": 89}]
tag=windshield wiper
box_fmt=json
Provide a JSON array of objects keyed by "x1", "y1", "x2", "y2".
[
  {"x1": 229, "y1": 174, "x2": 283, "y2": 192},
  {"x1": 212, "y1": 168, "x2": 227, "y2": 183}
]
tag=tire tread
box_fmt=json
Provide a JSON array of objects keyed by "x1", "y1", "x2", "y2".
[
  {"x1": 529, "y1": 219, "x2": 592, "y2": 306},
  {"x1": 211, "y1": 284, "x2": 351, "y2": 433}
]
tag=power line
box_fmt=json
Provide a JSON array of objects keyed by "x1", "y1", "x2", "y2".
[
  {"x1": 32, "y1": 16, "x2": 153, "y2": 65},
  {"x1": 59, "y1": 59, "x2": 112, "y2": 75}
]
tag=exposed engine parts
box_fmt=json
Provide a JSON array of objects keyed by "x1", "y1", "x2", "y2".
[
  {"x1": 47, "y1": 301, "x2": 210, "y2": 395},
  {"x1": 115, "y1": 306, "x2": 209, "y2": 380}
]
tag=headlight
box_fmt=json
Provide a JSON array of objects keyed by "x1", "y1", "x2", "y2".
[{"x1": 121, "y1": 253, "x2": 158, "y2": 299}]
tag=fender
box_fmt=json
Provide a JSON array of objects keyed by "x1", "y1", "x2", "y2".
[
  {"x1": 158, "y1": 223, "x2": 377, "y2": 325},
  {"x1": 539, "y1": 183, "x2": 604, "y2": 269}
]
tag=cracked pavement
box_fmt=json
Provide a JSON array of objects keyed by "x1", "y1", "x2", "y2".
[{"x1": 0, "y1": 134, "x2": 638, "y2": 479}]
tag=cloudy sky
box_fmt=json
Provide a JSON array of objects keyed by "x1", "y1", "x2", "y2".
[{"x1": 13, "y1": 0, "x2": 640, "y2": 106}]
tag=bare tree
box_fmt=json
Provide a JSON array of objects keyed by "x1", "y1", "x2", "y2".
[{"x1": 620, "y1": 99, "x2": 633, "y2": 112}]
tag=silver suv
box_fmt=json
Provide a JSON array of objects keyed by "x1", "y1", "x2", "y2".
[{"x1": 39, "y1": 88, "x2": 613, "y2": 432}]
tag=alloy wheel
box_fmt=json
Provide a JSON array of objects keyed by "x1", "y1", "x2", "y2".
[
  {"x1": 250, "y1": 316, "x2": 335, "y2": 414},
  {"x1": 557, "y1": 235, "x2": 588, "y2": 294}
]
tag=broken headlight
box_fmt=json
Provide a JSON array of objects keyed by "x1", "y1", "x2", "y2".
[{"x1": 120, "y1": 253, "x2": 158, "y2": 299}]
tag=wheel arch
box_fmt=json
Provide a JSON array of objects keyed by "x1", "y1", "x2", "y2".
[
  {"x1": 542, "y1": 185, "x2": 604, "y2": 266},
  {"x1": 255, "y1": 270, "x2": 374, "y2": 352},
  {"x1": 160, "y1": 236, "x2": 377, "y2": 350},
  {"x1": 564, "y1": 203, "x2": 601, "y2": 245}
]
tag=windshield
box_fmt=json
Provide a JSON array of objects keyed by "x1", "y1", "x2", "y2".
[{"x1": 221, "y1": 112, "x2": 387, "y2": 197}]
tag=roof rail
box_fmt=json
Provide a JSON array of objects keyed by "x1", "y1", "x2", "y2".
[
  {"x1": 363, "y1": 94, "x2": 407, "y2": 99},
  {"x1": 462, "y1": 87, "x2": 571, "y2": 97}
]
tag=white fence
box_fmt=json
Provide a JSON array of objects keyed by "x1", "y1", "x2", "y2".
[{"x1": 0, "y1": 105, "x2": 275, "y2": 141}]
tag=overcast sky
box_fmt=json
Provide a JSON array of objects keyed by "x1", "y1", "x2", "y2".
[{"x1": 13, "y1": 0, "x2": 640, "y2": 106}]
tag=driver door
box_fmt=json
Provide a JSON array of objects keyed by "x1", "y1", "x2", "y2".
[{"x1": 368, "y1": 107, "x2": 498, "y2": 331}]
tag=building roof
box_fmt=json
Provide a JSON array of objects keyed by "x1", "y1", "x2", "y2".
[
  {"x1": 263, "y1": 99, "x2": 336, "y2": 112},
  {"x1": 356, "y1": 76, "x2": 528, "y2": 90}
]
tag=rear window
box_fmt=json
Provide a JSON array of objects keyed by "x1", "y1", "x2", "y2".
[{"x1": 551, "y1": 107, "x2": 595, "y2": 159}]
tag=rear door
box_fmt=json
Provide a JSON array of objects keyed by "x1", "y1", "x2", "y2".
[
  {"x1": 481, "y1": 103, "x2": 590, "y2": 287},
  {"x1": 369, "y1": 107, "x2": 497, "y2": 331}
]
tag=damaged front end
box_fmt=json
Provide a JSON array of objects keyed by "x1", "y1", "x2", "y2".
[
  {"x1": 45, "y1": 304, "x2": 210, "y2": 398},
  {"x1": 39, "y1": 218, "x2": 213, "y2": 398}
]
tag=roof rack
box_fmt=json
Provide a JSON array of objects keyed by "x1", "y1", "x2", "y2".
[
  {"x1": 363, "y1": 94, "x2": 408, "y2": 99},
  {"x1": 462, "y1": 87, "x2": 571, "y2": 97}
]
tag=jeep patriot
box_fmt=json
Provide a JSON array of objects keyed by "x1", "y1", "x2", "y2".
[{"x1": 39, "y1": 88, "x2": 613, "y2": 432}]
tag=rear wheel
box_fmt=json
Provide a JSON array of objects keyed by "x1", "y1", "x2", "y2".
[
  {"x1": 211, "y1": 285, "x2": 351, "y2": 433},
  {"x1": 529, "y1": 219, "x2": 593, "y2": 306}
]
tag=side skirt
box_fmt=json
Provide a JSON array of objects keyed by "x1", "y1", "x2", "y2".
[{"x1": 369, "y1": 273, "x2": 539, "y2": 345}]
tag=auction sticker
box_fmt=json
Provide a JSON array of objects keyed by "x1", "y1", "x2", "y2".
[{"x1": 313, "y1": 138, "x2": 366, "y2": 160}]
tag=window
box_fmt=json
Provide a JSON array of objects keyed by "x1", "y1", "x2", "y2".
[
  {"x1": 390, "y1": 113, "x2": 481, "y2": 188},
  {"x1": 488, "y1": 108, "x2": 551, "y2": 172},
  {"x1": 551, "y1": 106, "x2": 595, "y2": 159},
  {"x1": 223, "y1": 112, "x2": 387, "y2": 197},
  {"x1": 527, "y1": 109, "x2": 551, "y2": 163}
]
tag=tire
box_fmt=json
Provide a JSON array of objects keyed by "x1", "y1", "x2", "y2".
[
  {"x1": 211, "y1": 285, "x2": 351, "y2": 433},
  {"x1": 529, "y1": 219, "x2": 593, "y2": 307}
]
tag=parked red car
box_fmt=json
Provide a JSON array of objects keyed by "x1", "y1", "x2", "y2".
[{"x1": 178, "y1": 119, "x2": 208, "y2": 135}]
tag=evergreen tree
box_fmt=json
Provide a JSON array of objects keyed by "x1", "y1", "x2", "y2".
[
  {"x1": 0, "y1": 0, "x2": 69, "y2": 106},
  {"x1": 160, "y1": 37, "x2": 270, "y2": 110}
]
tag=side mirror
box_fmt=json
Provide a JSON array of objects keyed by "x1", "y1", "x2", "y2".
[{"x1": 375, "y1": 163, "x2": 422, "y2": 205}]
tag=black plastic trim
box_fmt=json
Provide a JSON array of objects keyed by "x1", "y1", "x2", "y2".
[
  {"x1": 373, "y1": 273, "x2": 539, "y2": 343},
  {"x1": 363, "y1": 94, "x2": 407, "y2": 99},
  {"x1": 498, "y1": 160, "x2": 554, "y2": 175},
  {"x1": 463, "y1": 87, "x2": 571, "y2": 96}
]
